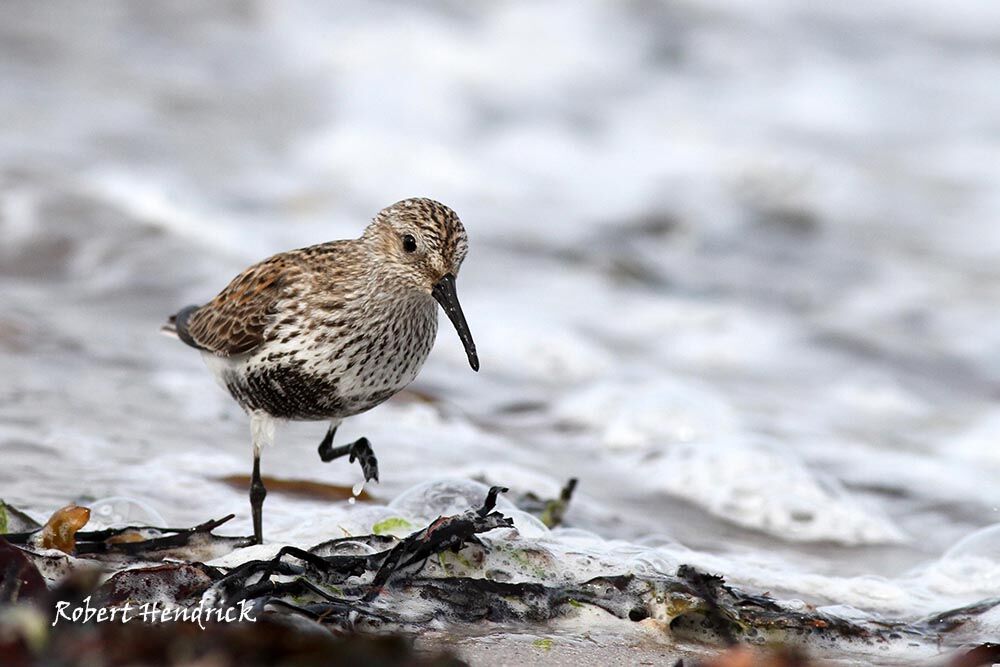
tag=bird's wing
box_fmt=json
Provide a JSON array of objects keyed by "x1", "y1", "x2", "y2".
[{"x1": 179, "y1": 256, "x2": 299, "y2": 357}]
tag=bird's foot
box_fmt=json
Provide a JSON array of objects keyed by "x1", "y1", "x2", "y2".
[
  {"x1": 318, "y1": 434, "x2": 379, "y2": 483},
  {"x1": 349, "y1": 437, "x2": 379, "y2": 483}
]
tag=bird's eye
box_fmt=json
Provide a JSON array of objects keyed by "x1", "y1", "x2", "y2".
[{"x1": 402, "y1": 234, "x2": 417, "y2": 253}]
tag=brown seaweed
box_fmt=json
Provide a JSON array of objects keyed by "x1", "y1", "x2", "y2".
[
  {"x1": 1, "y1": 492, "x2": 999, "y2": 666},
  {"x1": 36, "y1": 505, "x2": 90, "y2": 554},
  {"x1": 219, "y1": 475, "x2": 375, "y2": 502},
  {"x1": 1, "y1": 613, "x2": 465, "y2": 667},
  {"x1": 951, "y1": 643, "x2": 1000, "y2": 667},
  {"x1": 0, "y1": 537, "x2": 47, "y2": 603},
  {"x1": 3, "y1": 513, "x2": 251, "y2": 565}
]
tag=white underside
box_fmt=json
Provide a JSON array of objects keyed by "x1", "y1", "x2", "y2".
[
  {"x1": 201, "y1": 350, "x2": 347, "y2": 456},
  {"x1": 201, "y1": 353, "x2": 276, "y2": 456},
  {"x1": 249, "y1": 411, "x2": 276, "y2": 457},
  {"x1": 201, "y1": 350, "x2": 238, "y2": 388}
]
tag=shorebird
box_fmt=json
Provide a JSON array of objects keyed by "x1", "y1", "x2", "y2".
[{"x1": 163, "y1": 198, "x2": 479, "y2": 544}]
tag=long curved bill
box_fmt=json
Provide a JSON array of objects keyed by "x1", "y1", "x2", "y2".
[{"x1": 432, "y1": 273, "x2": 479, "y2": 371}]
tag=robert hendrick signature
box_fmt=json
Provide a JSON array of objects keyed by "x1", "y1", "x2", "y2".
[{"x1": 53, "y1": 596, "x2": 256, "y2": 630}]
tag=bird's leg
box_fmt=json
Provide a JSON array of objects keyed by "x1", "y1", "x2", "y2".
[
  {"x1": 250, "y1": 453, "x2": 266, "y2": 545},
  {"x1": 318, "y1": 422, "x2": 379, "y2": 483},
  {"x1": 317, "y1": 423, "x2": 339, "y2": 461},
  {"x1": 249, "y1": 413, "x2": 274, "y2": 545}
]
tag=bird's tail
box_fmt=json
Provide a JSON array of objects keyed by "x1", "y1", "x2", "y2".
[
  {"x1": 161, "y1": 313, "x2": 180, "y2": 338},
  {"x1": 162, "y1": 305, "x2": 204, "y2": 350}
]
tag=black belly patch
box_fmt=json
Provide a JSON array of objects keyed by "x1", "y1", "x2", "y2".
[
  {"x1": 224, "y1": 366, "x2": 399, "y2": 421},
  {"x1": 225, "y1": 366, "x2": 346, "y2": 420}
]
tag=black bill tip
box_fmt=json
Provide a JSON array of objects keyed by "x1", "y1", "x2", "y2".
[{"x1": 432, "y1": 273, "x2": 479, "y2": 372}]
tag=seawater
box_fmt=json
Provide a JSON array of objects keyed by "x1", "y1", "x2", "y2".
[{"x1": 1, "y1": 1, "x2": 1000, "y2": 661}]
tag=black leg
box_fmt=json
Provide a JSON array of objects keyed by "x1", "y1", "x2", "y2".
[
  {"x1": 250, "y1": 454, "x2": 267, "y2": 545},
  {"x1": 317, "y1": 423, "x2": 338, "y2": 461},
  {"x1": 318, "y1": 425, "x2": 379, "y2": 483}
]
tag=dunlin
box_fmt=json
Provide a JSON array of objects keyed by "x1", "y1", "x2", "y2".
[{"x1": 164, "y1": 198, "x2": 479, "y2": 544}]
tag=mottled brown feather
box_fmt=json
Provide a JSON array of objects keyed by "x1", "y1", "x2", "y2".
[{"x1": 185, "y1": 256, "x2": 299, "y2": 356}]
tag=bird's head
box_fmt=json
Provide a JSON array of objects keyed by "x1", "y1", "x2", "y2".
[{"x1": 363, "y1": 198, "x2": 478, "y2": 371}]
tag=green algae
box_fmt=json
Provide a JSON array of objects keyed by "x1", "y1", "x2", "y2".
[
  {"x1": 532, "y1": 638, "x2": 554, "y2": 651},
  {"x1": 372, "y1": 517, "x2": 414, "y2": 536}
]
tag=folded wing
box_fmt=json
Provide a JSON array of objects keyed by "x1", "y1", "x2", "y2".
[{"x1": 167, "y1": 257, "x2": 297, "y2": 357}]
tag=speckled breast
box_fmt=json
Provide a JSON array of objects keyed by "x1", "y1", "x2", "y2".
[{"x1": 221, "y1": 297, "x2": 439, "y2": 421}]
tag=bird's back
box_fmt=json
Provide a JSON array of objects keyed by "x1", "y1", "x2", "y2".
[{"x1": 165, "y1": 240, "x2": 438, "y2": 421}]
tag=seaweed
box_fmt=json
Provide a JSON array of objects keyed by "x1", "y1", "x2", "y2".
[
  {"x1": 1, "y1": 614, "x2": 465, "y2": 667},
  {"x1": 514, "y1": 477, "x2": 578, "y2": 528},
  {"x1": 0, "y1": 537, "x2": 47, "y2": 603},
  {"x1": 3, "y1": 513, "x2": 250, "y2": 563},
  {"x1": 0, "y1": 490, "x2": 998, "y2": 666},
  {"x1": 206, "y1": 485, "x2": 513, "y2": 616}
]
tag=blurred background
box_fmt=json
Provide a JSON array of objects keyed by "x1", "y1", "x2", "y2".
[{"x1": 2, "y1": 0, "x2": 1000, "y2": 633}]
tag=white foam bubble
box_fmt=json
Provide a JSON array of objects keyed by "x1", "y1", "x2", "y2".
[
  {"x1": 388, "y1": 478, "x2": 518, "y2": 521},
  {"x1": 87, "y1": 496, "x2": 167, "y2": 530},
  {"x1": 918, "y1": 524, "x2": 1000, "y2": 600}
]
